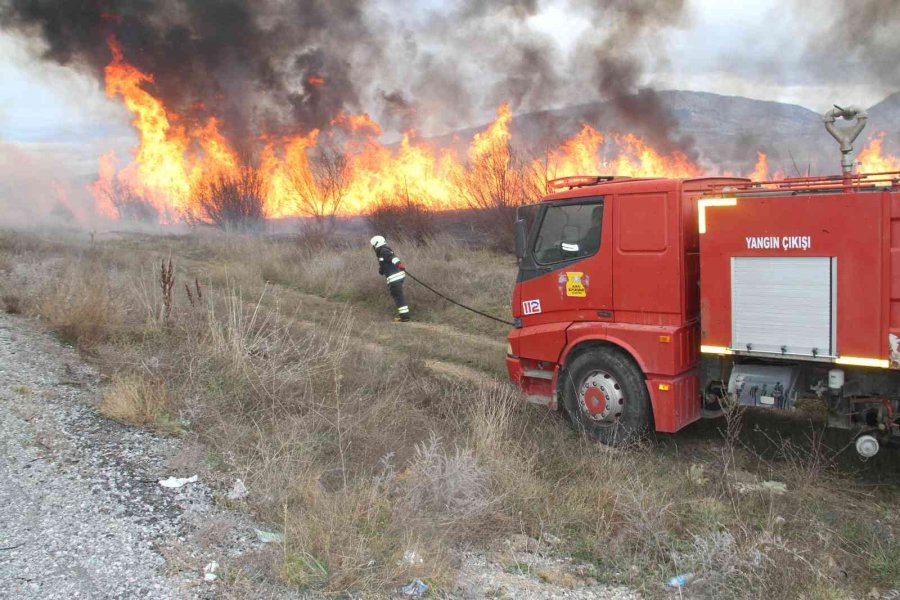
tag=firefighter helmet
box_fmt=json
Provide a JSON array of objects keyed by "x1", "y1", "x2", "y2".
[{"x1": 370, "y1": 235, "x2": 386, "y2": 249}]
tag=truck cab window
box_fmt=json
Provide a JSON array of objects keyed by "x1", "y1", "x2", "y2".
[{"x1": 533, "y1": 201, "x2": 603, "y2": 265}]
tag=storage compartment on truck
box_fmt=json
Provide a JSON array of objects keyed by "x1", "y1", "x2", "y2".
[{"x1": 731, "y1": 256, "x2": 836, "y2": 358}]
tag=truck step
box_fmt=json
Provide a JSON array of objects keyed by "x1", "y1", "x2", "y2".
[
  {"x1": 523, "y1": 369, "x2": 553, "y2": 380},
  {"x1": 525, "y1": 394, "x2": 552, "y2": 406}
]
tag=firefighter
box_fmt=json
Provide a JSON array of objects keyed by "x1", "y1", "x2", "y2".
[{"x1": 370, "y1": 235, "x2": 410, "y2": 322}]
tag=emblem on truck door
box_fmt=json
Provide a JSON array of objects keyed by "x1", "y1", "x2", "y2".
[
  {"x1": 565, "y1": 272, "x2": 587, "y2": 297},
  {"x1": 522, "y1": 299, "x2": 542, "y2": 315}
]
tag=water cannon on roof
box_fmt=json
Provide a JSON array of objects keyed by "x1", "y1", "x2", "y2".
[{"x1": 823, "y1": 104, "x2": 868, "y2": 174}]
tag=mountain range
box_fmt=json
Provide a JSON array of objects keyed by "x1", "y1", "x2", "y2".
[{"x1": 437, "y1": 90, "x2": 900, "y2": 177}]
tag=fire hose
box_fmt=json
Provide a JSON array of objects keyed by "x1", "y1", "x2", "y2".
[{"x1": 402, "y1": 270, "x2": 515, "y2": 326}]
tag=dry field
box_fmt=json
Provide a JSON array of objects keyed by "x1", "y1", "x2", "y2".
[{"x1": 2, "y1": 226, "x2": 900, "y2": 599}]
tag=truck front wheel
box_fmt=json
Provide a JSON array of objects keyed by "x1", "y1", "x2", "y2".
[{"x1": 561, "y1": 347, "x2": 652, "y2": 446}]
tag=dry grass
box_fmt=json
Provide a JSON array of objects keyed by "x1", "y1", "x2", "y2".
[
  {"x1": 37, "y1": 264, "x2": 122, "y2": 347},
  {"x1": 2, "y1": 227, "x2": 899, "y2": 598},
  {"x1": 100, "y1": 373, "x2": 180, "y2": 433}
]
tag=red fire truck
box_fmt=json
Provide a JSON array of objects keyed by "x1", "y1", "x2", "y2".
[{"x1": 506, "y1": 106, "x2": 900, "y2": 457}]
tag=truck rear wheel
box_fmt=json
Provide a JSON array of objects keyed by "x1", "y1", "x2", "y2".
[{"x1": 561, "y1": 346, "x2": 652, "y2": 446}]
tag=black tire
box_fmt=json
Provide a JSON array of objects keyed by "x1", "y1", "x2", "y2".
[{"x1": 561, "y1": 346, "x2": 652, "y2": 446}]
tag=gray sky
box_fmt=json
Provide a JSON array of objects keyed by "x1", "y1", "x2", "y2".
[{"x1": 0, "y1": 0, "x2": 896, "y2": 224}]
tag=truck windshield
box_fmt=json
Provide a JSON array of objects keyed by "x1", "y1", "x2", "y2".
[{"x1": 533, "y1": 200, "x2": 603, "y2": 265}]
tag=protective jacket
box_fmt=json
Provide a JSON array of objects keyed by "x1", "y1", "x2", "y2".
[{"x1": 375, "y1": 245, "x2": 406, "y2": 284}]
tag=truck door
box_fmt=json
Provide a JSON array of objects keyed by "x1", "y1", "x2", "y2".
[
  {"x1": 515, "y1": 196, "x2": 613, "y2": 323},
  {"x1": 613, "y1": 191, "x2": 681, "y2": 316}
]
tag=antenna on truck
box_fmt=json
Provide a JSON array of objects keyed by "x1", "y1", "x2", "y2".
[{"x1": 822, "y1": 104, "x2": 868, "y2": 175}]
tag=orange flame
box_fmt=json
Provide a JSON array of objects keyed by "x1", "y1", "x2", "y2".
[
  {"x1": 858, "y1": 134, "x2": 900, "y2": 173},
  {"x1": 92, "y1": 40, "x2": 720, "y2": 223},
  {"x1": 740, "y1": 151, "x2": 786, "y2": 180},
  {"x1": 90, "y1": 151, "x2": 120, "y2": 218},
  {"x1": 748, "y1": 152, "x2": 769, "y2": 181},
  {"x1": 260, "y1": 129, "x2": 320, "y2": 218},
  {"x1": 307, "y1": 75, "x2": 326, "y2": 87},
  {"x1": 103, "y1": 35, "x2": 192, "y2": 218},
  {"x1": 541, "y1": 124, "x2": 700, "y2": 180},
  {"x1": 331, "y1": 112, "x2": 382, "y2": 137}
]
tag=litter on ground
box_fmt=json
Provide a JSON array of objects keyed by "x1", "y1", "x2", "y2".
[
  {"x1": 401, "y1": 579, "x2": 429, "y2": 597},
  {"x1": 253, "y1": 528, "x2": 285, "y2": 543},
  {"x1": 203, "y1": 561, "x2": 219, "y2": 582},
  {"x1": 158, "y1": 475, "x2": 198, "y2": 489}
]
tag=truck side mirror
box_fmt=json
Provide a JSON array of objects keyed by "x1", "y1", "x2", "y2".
[{"x1": 515, "y1": 219, "x2": 527, "y2": 260}]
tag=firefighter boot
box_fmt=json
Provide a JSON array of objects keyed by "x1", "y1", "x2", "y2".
[{"x1": 393, "y1": 311, "x2": 411, "y2": 323}]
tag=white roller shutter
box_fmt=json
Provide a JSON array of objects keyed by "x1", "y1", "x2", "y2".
[{"x1": 731, "y1": 257, "x2": 835, "y2": 358}]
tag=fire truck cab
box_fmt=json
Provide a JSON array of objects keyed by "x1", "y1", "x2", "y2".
[{"x1": 507, "y1": 111, "x2": 900, "y2": 456}]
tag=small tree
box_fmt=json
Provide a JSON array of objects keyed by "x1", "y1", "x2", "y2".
[
  {"x1": 289, "y1": 145, "x2": 349, "y2": 232},
  {"x1": 113, "y1": 184, "x2": 160, "y2": 223},
  {"x1": 96, "y1": 178, "x2": 160, "y2": 224},
  {"x1": 454, "y1": 140, "x2": 541, "y2": 251},
  {"x1": 196, "y1": 167, "x2": 266, "y2": 233}
]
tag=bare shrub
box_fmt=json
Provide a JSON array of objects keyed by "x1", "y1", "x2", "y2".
[
  {"x1": 720, "y1": 390, "x2": 745, "y2": 448},
  {"x1": 368, "y1": 194, "x2": 435, "y2": 244},
  {"x1": 49, "y1": 202, "x2": 76, "y2": 223},
  {"x1": 113, "y1": 185, "x2": 160, "y2": 223},
  {"x1": 196, "y1": 167, "x2": 266, "y2": 233},
  {"x1": 95, "y1": 177, "x2": 160, "y2": 223},
  {"x1": 401, "y1": 433, "x2": 491, "y2": 520},
  {"x1": 677, "y1": 530, "x2": 743, "y2": 594}
]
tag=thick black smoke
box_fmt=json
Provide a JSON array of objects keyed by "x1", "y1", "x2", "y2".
[
  {"x1": 0, "y1": 0, "x2": 370, "y2": 154},
  {"x1": 0, "y1": 0, "x2": 693, "y2": 156},
  {"x1": 574, "y1": 0, "x2": 695, "y2": 158}
]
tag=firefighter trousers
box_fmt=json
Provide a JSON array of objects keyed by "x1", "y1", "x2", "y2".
[{"x1": 388, "y1": 280, "x2": 410, "y2": 319}]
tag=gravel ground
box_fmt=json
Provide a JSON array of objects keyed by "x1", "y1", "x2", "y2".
[{"x1": 0, "y1": 312, "x2": 295, "y2": 599}]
